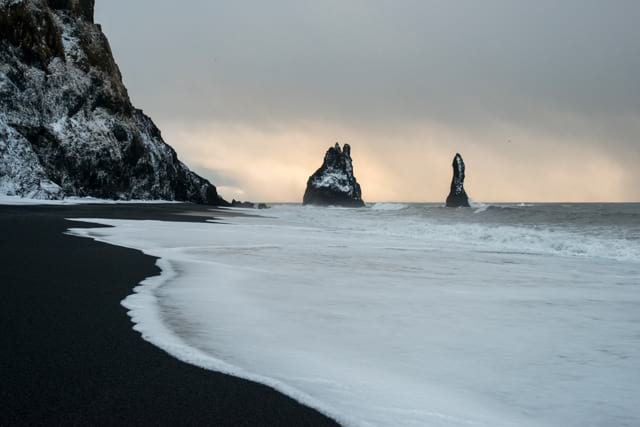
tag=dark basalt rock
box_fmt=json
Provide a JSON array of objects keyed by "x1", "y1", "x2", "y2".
[
  {"x1": 0, "y1": 0, "x2": 227, "y2": 205},
  {"x1": 0, "y1": 1, "x2": 65, "y2": 67},
  {"x1": 47, "y1": 0, "x2": 94, "y2": 22},
  {"x1": 446, "y1": 153, "x2": 470, "y2": 208},
  {"x1": 303, "y1": 143, "x2": 365, "y2": 207},
  {"x1": 231, "y1": 199, "x2": 270, "y2": 209}
]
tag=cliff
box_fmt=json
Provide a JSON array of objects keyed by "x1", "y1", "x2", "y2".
[{"x1": 0, "y1": 0, "x2": 227, "y2": 204}]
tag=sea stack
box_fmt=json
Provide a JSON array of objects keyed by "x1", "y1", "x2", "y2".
[
  {"x1": 445, "y1": 153, "x2": 470, "y2": 207},
  {"x1": 303, "y1": 143, "x2": 365, "y2": 207},
  {"x1": 0, "y1": 0, "x2": 227, "y2": 204}
]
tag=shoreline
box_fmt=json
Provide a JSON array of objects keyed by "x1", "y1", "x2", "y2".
[
  {"x1": 68, "y1": 219, "x2": 356, "y2": 427},
  {"x1": 0, "y1": 203, "x2": 339, "y2": 426},
  {"x1": 55, "y1": 203, "x2": 640, "y2": 427}
]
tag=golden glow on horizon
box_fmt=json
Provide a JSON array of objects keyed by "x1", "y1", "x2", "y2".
[{"x1": 162, "y1": 121, "x2": 634, "y2": 203}]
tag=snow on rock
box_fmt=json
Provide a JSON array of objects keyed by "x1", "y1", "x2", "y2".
[
  {"x1": 303, "y1": 143, "x2": 365, "y2": 207},
  {"x1": 0, "y1": 0, "x2": 227, "y2": 204},
  {"x1": 446, "y1": 153, "x2": 470, "y2": 208},
  {"x1": 0, "y1": 114, "x2": 63, "y2": 198}
]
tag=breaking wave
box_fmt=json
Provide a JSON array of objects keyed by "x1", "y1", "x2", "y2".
[
  {"x1": 369, "y1": 203, "x2": 409, "y2": 211},
  {"x1": 270, "y1": 204, "x2": 640, "y2": 263}
]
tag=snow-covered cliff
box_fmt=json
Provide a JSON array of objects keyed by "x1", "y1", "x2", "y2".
[
  {"x1": 303, "y1": 143, "x2": 364, "y2": 207},
  {"x1": 0, "y1": 0, "x2": 227, "y2": 204}
]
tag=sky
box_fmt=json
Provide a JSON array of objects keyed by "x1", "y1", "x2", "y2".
[{"x1": 95, "y1": 1, "x2": 640, "y2": 202}]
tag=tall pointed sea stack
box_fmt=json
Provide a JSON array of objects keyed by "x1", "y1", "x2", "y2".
[
  {"x1": 0, "y1": 0, "x2": 227, "y2": 204},
  {"x1": 303, "y1": 143, "x2": 365, "y2": 207},
  {"x1": 446, "y1": 153, "x2": 470, "y2": 207}
]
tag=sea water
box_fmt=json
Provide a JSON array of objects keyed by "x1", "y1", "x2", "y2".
[{"x1": 69, "y1": 203, "x2": 640, "y2": 427}]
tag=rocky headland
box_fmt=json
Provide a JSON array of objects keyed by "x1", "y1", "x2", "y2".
[{"x1": 0, "y1": 0, "x2": 226, "y2": 204}]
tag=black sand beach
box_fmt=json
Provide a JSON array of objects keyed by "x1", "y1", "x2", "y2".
[{"x1": 0, "y1": 203, "x2": 339, "y2": 427}]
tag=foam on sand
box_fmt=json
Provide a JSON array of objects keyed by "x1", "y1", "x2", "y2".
[
  {"x1": 0, "y1": 195, "x2": 183, "y2": 206},
  {"x1": 67, "y1": 205, "x2": 640, "y2": 427}
]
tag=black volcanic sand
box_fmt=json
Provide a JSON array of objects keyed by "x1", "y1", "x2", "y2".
[{"x1": 0, "y1": 203, "x2": 339, "y2": 427}]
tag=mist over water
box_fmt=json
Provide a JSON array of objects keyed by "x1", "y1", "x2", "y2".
[{"x1": 71, "y1": 203, "x2": 640, "y2": 427}]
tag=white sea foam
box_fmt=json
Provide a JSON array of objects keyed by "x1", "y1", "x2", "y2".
[
  {"x1": 370, "y1": 203, "x2": 409, "y2": 211},
  {"x1": 0, "y1": 195, "x2": 183, "y2": 205},
  {"x1": 469, "y1": 200, "x2": 489, "y2": 213},
  {"x1": 269, "y1": 205, "x2": 640, "y2": 263},
  {"x1": 68, "y1": 205, "x2": 640, "y2": 427},
  {"x1": 473, "y1": 206, "x2": 489, "y2": 213}
]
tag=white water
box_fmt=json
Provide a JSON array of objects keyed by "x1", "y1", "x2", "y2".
[
  {"x1": 0, "y1": 195, "x2": 182, "y2": 205},
  {"x1": 68, "y1": 205, "x2": 640, "y2": 427}
]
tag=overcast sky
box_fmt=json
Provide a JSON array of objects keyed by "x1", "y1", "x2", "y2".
[{"x1": 96, "y1": 1, "x2": 640, "y2": 202}]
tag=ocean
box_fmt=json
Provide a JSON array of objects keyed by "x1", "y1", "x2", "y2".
[{"x1": 70, "y1": 203, "x2": 640, "y2": 427}]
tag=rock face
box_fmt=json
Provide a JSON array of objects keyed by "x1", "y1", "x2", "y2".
[
  {"x1": 446, "y1": 153, "x2": 470, "y2": 207},
  {"x1": 303, "y1": 143, "x2": 364, "y2": 207},
  {"x1": 231, "y1": 199, "x2": 269, "y2": 209},
  {"x1": 0, "y1": 0, "x2": 227, "y2": 204}
]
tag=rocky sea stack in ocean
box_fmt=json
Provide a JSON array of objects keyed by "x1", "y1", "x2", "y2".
[
  {"x1": 0, "y1": 0, "x2": 226, "y2": 204},
  {"x1": 303, "y1": 143, "x2": 364, "y2": 207},
  {"x1": 445, "y1": 153, "x2": 470, "y2": 207}
]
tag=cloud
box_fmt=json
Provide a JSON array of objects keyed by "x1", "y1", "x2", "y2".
[
  {"x1": 164, "y1": 117, "x2": 639, "y2": 203},
  {"x1": 95, "y1": 0, "x2": 640, "y2": 201}
]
